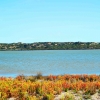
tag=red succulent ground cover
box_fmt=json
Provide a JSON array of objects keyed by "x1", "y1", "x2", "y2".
[{"x1": 0, "y1": 74, "x2": 100, "y2": 100}]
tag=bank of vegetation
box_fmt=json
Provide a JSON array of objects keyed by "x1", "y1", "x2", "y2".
[
  {"x1": 0, "y1": 74, "x2": 100, "y2": 100},
  {"x1": 0, "y1": 42, "x2": 100, "y2": 50}
]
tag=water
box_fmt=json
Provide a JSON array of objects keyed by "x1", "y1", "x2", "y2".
[{"x1": 0, "y1": 50, "x2": 100, "y2": 77}]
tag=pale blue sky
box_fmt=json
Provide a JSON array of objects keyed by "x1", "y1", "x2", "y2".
[{"x1": 0, "y1": 0, "x2": 100, "y2": 43}]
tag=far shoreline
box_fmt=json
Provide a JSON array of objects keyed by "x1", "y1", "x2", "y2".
[{"x1": 0, "y1": 49, "x2": 100, "y2": 51}]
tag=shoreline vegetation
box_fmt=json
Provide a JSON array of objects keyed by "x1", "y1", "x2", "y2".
[
  {"x1": 0, "y1": 42, "x2": 100, "y2": 51},
  {"x1": 0, "y1": 74, "x2": 100, "y2": 100}
]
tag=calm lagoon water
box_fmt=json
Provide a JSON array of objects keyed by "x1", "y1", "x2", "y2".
[{"x1": 0, "y1": 50, "x2": 100, "y2": 77}]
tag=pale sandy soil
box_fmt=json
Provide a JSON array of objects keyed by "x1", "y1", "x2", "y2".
[{"x1": 54, "y1": 91, "x2": 100, "y2": 100}]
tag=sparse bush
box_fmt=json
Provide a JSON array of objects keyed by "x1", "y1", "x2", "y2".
[{"x1": 36, "y1": 72, "x2": 42, "y2": 79}]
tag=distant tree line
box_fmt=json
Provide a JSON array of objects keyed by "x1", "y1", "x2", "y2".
[{"x1": 0, "y1": 42, "x2": 100, "y2": 50}]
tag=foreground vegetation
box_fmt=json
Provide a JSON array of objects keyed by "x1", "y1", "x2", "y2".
[
  {"x1": 0, "y1": 42, "x2": 100, "y2": 50},
  {"x1": 0, "y1": 74, "x2": 100, "y2": 100}
]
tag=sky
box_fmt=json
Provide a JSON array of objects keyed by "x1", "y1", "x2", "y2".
[{"x1": 0, "y1": 0, "x2": 100, "y2": 43}]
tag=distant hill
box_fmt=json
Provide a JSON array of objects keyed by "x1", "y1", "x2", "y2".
[{"x1": 0, "y1": 42, "x2": 100, "y2": 50}]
